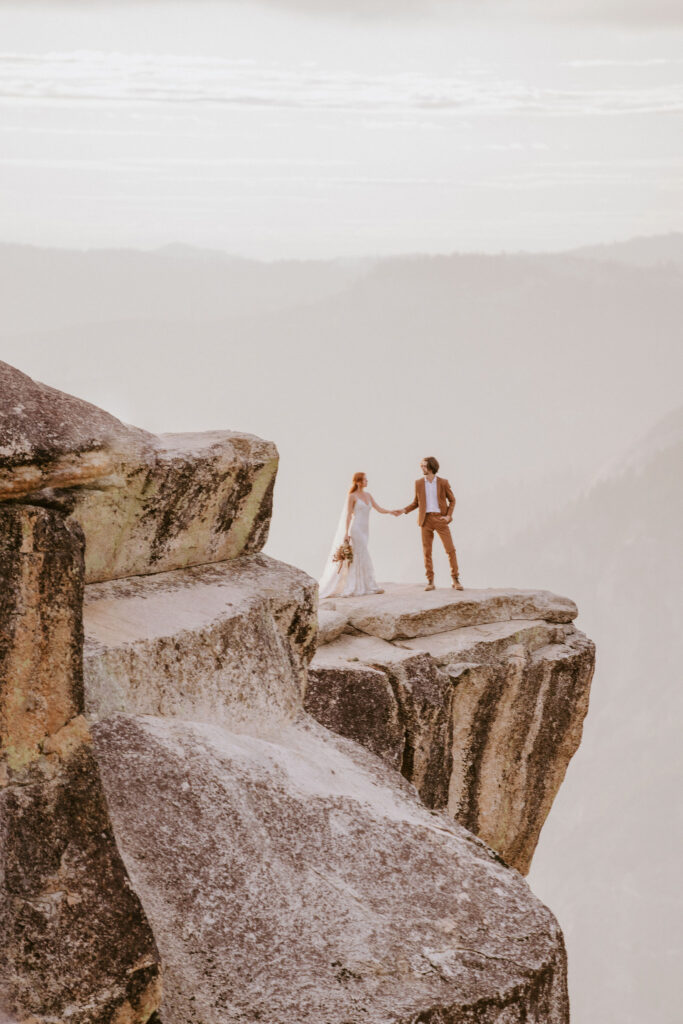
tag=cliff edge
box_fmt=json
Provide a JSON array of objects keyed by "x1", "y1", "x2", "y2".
[
  {"x1": 310, "y1": 586, "x2": 595, "y2": 874},
  {"x1": 0, "y1": 363, "x2": 594, "y2": 1024}
]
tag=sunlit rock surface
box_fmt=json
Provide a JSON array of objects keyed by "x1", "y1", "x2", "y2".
[
  {"x1": 0, "y1": 366, "x2": 584, "y2": 1022},
  {"x1": 94, "y1": 713, "x2": 570, "y2": 1024},
  {"x1": 0, "y1": 362, "x2": 277, "y2": 583},
  {"x1": 310, "y1": 586, "x2": 595, "y2": 874},
  {"x1": 83, "y1": 553, "x2": 317, "y2": 727},
  {"x1": 85, "y1": 562, "x2": 571, "y2": 1024}
]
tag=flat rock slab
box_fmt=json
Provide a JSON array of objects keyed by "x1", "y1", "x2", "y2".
[
  {"x1": 308, "y1": 593, "x2": 594, "y2": 875},
  {"x1": 400, "y1": 618, "x2": 563, "y2": 665},
  {"x1": 322, "y1": 585, "x2": 577, "y2": 641},
  {"x1": 93, "y1": 713, "x2": 570, "y2": 1024},
  {"x1": 84, "y1": 554, "x2": 317, "y2": 729}
]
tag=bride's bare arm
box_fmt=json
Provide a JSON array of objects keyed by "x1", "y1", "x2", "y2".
[{"x1": 369, "y1": 493, "x2": 395, "y2": 515}]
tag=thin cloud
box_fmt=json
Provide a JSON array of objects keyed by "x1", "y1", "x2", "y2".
[
  {"x1": 0, "y1": 1, "x2": 681, "y2": 24},
  {"x1": 254, "y1": 0, "x2": 683, "y2": 23},
  {"x1": 1, "y1": 51, "x2": 681, "y2": 117}
]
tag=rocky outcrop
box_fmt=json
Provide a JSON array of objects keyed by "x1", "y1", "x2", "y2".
[
  {"x1": 1, "y1": 365, "x2": 589, "y2": 1023},
  {"x1": 83, "y1": 553, "x2": 317, "y2": 727},
  {"x1": 0, "y1": 362, "x2": 278, "y2": 583},
  {"x1": 0, "y1": 504, "x2": 160, "y2": 1023},
  {"x1": 0, "y1": 361, "x2": 152, "y2": 499},
  {"x1": 94, "y1": 713, "x2": 570, "y2": 1024},
  {"x1": 81, "y1": 558, "x2": 570, "y2": 1021},
  {"x1": 309, "y1": 586, "x2": 595, "y2": 874}
]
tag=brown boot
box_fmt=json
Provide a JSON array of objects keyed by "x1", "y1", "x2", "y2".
[{"x1": 452, "y1": 578, "x2": 464, "y2": 591}]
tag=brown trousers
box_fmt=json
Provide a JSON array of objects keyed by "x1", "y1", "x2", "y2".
[{"x1": 421, "y1": 513, "x2": 459, "y2": 583}]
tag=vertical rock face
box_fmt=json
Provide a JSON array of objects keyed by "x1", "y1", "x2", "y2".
[
  {"x1": 309, "y1": 586, "x2": 595, "y2": 874},
  {"x1": 0, "y1": 505, "x2": 160, "y2": 1024},
  {"x1": 0, "y1": 505, "x2": 84, "y2": 773}
]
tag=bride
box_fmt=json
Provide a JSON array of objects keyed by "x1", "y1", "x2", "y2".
[{"x1": 319, "y1": 472, "x2": 397, "y2": 600}]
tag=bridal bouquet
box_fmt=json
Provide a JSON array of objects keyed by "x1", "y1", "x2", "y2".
[{"x1": 332, "y1": 540, "x2": 353, "y2": 573}]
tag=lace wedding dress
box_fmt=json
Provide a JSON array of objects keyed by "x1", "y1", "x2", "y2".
[{"x1": 319, "y1": 496, "x2": 382, "y2": 599}]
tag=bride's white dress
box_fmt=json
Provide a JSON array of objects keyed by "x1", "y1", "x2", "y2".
[{"x1": 319, "y1": 497, "x2": 381, "y2": 599}]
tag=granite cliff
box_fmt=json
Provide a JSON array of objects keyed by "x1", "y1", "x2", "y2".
[
  {"x1": 0, "y1": 362, "x2": 594, "y2": 1023},
  {"x1": 310, "y1": 588, "x2": 594, "y2": 874}
]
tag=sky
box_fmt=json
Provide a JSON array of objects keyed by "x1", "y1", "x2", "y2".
[{"x1": 1, "y1": 0, "x2": 682, "y2": 256}]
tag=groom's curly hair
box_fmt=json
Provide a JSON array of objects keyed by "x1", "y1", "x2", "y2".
[{"x1": 424, "y1": 456, "x2": 440, "y2": 474}]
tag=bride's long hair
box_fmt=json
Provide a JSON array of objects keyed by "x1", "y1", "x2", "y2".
[{"x1": 349, "y1": 471, "x2": 366, "y2": 494}]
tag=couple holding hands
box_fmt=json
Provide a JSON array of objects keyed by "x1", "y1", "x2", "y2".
[{"x1": 319, "y1": 456, "x2": 463, "y2": 600}]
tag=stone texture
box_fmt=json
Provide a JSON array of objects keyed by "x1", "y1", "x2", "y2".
[
  {"x1": 0, "y1": 505, "x2": 160, "y2": 1024},
  {"x1": 0, "y1": 505, "x2": 84, "y2": 773},
  {"x1": 0, "y1": 368, "x2": 587, "y2": 1022},
  {"x1": 0, "y1": 363, "x2": 278, "y2": 583},
  {"x1": 0, "y1": 361, "x2": 152, "y2": 499},
  {"x1": 66, "y1": 429, "x2": 278, "y2": 584},
  {"x1": 83, "y1": 553, "x2": 317, "y2": 728},
  {"x1": 308, "y1": 590, "x2": 595, "y2": 874},
  {"x1": 323, "y1": 583, "x2": 578, "y2": 641},
  {"x1": 93, "y1": 713, "x2": 570, "y2": 1024},
  {"x1": 317, "y1": 606, "x2": 348, "y2": 646}
]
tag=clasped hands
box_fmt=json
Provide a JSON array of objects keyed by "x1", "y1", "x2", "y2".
[{"x1": 389, "y1": 509, "x2": 452, "y2": 523}]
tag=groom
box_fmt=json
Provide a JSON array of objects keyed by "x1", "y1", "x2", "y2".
[{"x1": 396, "y1": 457, "x2": 463, "y2": 591}]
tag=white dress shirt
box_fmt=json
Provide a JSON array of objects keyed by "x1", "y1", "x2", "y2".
[{"x1": 424, "y1": 475, "x2": 440, "y2": 514}]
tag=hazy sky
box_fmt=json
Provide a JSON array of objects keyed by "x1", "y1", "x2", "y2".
[{"x1": 1, "y1": 1, "x2": 682, "y2": 255}]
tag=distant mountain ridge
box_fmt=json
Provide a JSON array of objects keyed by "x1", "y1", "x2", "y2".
[
  {"x1": 1, "y1": 232, "x2": 681, "y2": 337},
  {"x1": 569, "y1": 232, "x2": 683, "y2": 269}
]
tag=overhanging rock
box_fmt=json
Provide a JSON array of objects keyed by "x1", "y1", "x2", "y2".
[
  {"x1": 0, "y1": 361, "x2": 278, "y2": 583},
  {"x1": 310, "y1": 586, "x2": 595, "y2": 874}
]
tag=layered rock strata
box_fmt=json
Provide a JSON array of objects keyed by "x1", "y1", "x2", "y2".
[
  {"x1": 82, "y1": 560, "x2": 571, "y2": 1024},
  {"x1": 94, "y1": 713, "x2": 570, "y2": 1024},
  {"x1": 309, "y1": 585, "x2": 595, "y2": 874},
  {"x1": 0, "y1": 362, "x2": 277, "y2": 582},
  {"x1": 83, "y1": 553, "x2": 317, "y2": 727},
  {"x1": 0, "y1": 505, "x2": 160, "y2": 1023},
  {"x1": 0, "y1": 365, "x2": 587, "y2": 1023}
]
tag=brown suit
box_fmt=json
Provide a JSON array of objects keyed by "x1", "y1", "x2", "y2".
[{"x1": 404, "y1": 477, "x2": 459, "y2": 584}]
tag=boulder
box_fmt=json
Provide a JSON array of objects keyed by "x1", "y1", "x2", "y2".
[
  {"x1": 65, "y1": 430, "x2": 278, "y2": 584},
  {"x1": 93, "y1": 713, "x2": 570, "y2": 1024},
  {"x1": 0, "y1": 360, "x2": 152, "y2": 499},
  {"x1": 0, "y1": 505, "x2": 160, "y2": 1024},
  {"x1": 308, "y1": 588, "x2": 595, "y2": 874},
  {"x1": 0, "y1": 363, "x2": 278, "y2": 583},
  {"x1": 83, "y1": 553, "x2": 317, "y2": 727}
]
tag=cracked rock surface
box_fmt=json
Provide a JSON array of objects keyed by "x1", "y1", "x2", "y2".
[
  {"x1": 0, "y1": 361, "x2": 277, "y2": 583},
  {"x1": 94, "y1": 713, "x2": 570, "y2": 1024},
  {"x1": 0, "y1": 505, "x2": 160, "y2": 1024},
  {"x1": 85, "y1": 557, "x2": 571, "y2": 1023},
  {"x1": 310, "y1": 586, "x2": 595, "y2": 874}
]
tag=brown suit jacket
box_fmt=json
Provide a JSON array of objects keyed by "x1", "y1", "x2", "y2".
[{"x1": 404, "y1": 477, "x2": 456, "y2": 527}]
